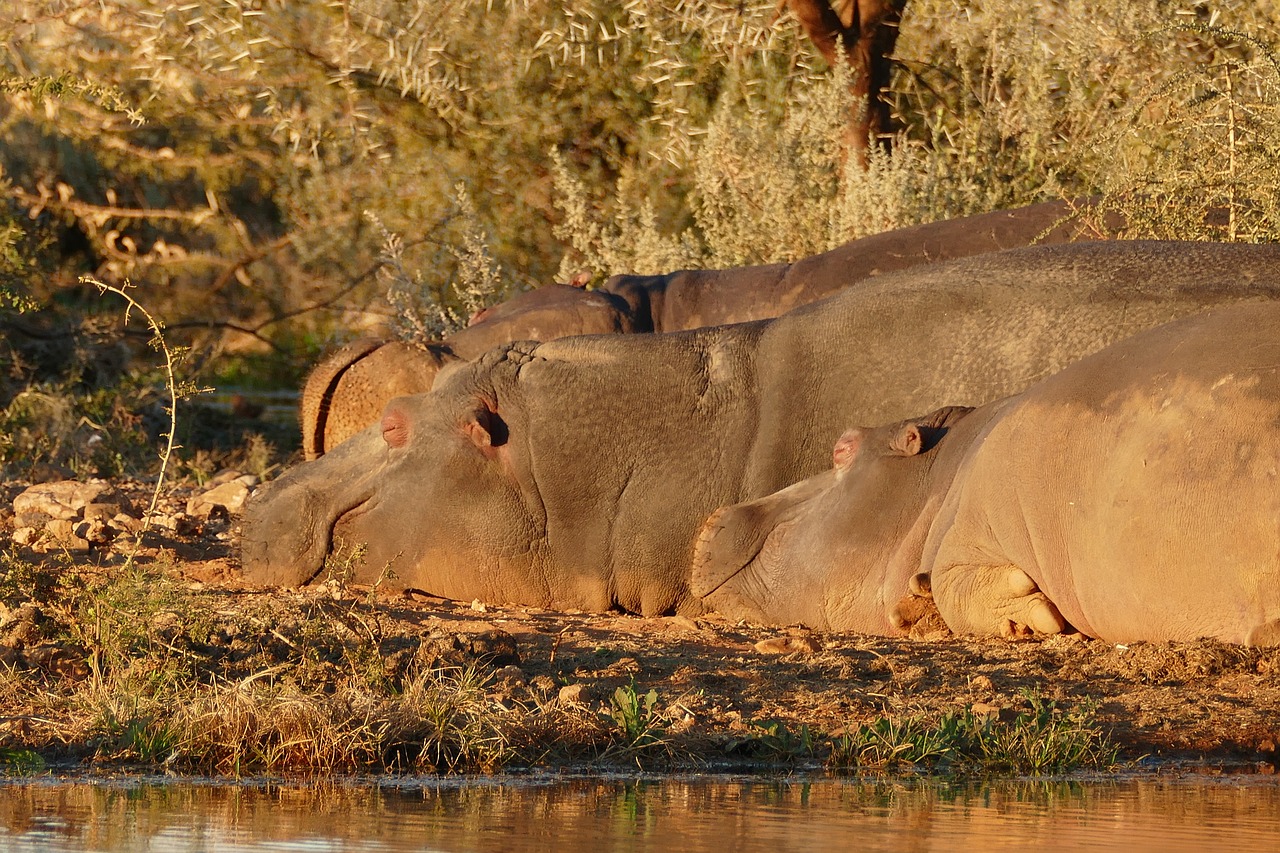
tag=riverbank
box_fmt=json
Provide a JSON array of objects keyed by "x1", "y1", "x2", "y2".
[{"x1": 0, "y1": 476, "x2": 1276, "y2": 777}]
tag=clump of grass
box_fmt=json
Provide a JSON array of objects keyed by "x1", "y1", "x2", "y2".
[{"x1": 830, "y1": 690, "x2": 1117, "y2": 774}]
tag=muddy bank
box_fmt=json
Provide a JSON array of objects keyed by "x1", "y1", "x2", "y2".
[{"x1": 0, "y1": 476, "x2": 1277, "y2": 775}]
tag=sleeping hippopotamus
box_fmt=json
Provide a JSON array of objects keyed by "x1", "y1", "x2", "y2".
[
  {"x1": 244, "y1": 241, "x2": 1280, "y2": 615},
  {"x1": 301, "y1": 199, "x2": 1105, "y2": 458},
  {"x1": 599, "y1": 198, "x2": 1107, "y2": 331},
  {"x1": 300, "y1": 283, "x2": 634, "y2": 459},
  {"x1": 693, "y1": 302, "x2": 1280, "y2": 645}
]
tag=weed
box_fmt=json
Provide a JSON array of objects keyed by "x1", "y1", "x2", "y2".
[
  {"x1": 0, "y1": 748, "x2": 45, "y2": 775},
  {"x1": 830, "y1": 690, "x2": 1117, "y2": 774},
  {"x1": 726, "y1": 718, "x2": 817, "y2": 761},
  {"x1": 606, "y1": 680, "x2": 666, "y2": 750}
]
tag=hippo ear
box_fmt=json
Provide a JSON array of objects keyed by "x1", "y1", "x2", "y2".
[
  {"x1": 889, "y1": 424, "x2": 924, "y2": 457},
  {"x1": 832, "y1": 428, "x2": 864, "y2": 469},
  {"x1": 463, "y1": 402, "x2": 509, "y2": 453},
  {"x1": 890, "y1": 423, "x2": 950, "y2": 457},
  {"x1": 568, "y1": 270, "x2": 592, "y2": 288}
]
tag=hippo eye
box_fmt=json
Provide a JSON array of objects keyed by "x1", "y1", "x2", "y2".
[{"x1": 381, "y1": 408, "x2": 410, "y2": 449}]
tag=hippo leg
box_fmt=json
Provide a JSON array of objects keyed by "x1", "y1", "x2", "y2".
[{"x1": 931, "y1": 564, "x2": 1066, "y2": 639}]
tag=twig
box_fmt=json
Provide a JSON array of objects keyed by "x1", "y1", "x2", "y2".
[{"x1": 81, "y1": 276, "x2": 178, "y2": 569}]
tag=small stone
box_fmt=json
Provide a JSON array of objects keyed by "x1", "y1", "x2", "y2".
[
  {"x1": 753, "y1": 635, "x2": 822, "y2": 656},
  {"x1": 11, "y1": 527, "x2": 36, "y2": 546},
  {"x1": 666, "y1": 615, "x2": 700, "y2": 632},
  {"x1": 73, "y1": 518, "x2": 114, "y2": 545},
  {"x1": 970, "y1": 701, "x2": 1002, "y2": 718},
  {"x1": 558, "y1": 683, "x2": 590, "y2": 706},
  {"x1": 186, "y1": 480, "x2": 251, "y2": 518},
  {"x1": 470, "y1": 599, "x2": 488, "y2": 613},
  {"x1": 969, "y1": 674, "x2": 995, "y2": 693},
  {"x1": 111, "y1": 513, "x2": 144, "y2": 533},
  {"x1": 44, "y1": 519, "x2": 90, "y2": 551},
  {"x1": 469, "y1": 629, "x2": 520, "y2": 667}
]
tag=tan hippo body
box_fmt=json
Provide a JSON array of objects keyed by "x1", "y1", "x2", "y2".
[
  {"x1": 246, "y1": 241, "x2": 1280, "y2": 617},
  {"x1": 694, "y1": 302, "x2": 1280, "y2": 645}
]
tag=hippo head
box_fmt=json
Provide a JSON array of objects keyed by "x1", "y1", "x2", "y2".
[
  {"x1": 689, "y1": 406, "x2": 973, "y2": 633},
  {"x1": 243, "y1": 356, "x2": 550, "y2": 604}
]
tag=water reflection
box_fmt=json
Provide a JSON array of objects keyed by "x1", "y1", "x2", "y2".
[{"x1": 0, "y1": 773, "x2": 1278, "y2": 852}]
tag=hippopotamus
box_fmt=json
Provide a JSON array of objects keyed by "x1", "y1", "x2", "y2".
[
  {"x1": 300, "y1": 283, "x2": 634, "y2": 459},
  {"x1": 244, "y1": 241, "x2": 1280, "y2": 615},
  {"x1": 693, "y1": 302, "x2": 1280, "y2": 645},
  {"x1": 301, "y1": 199, "x2": 1106, "y2": 458},
  {"x1": 598, "y1": 197, "x2": 1108, "y2": 331}
]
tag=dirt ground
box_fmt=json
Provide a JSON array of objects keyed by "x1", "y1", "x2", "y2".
[{"x1": 5, "y1": 474, "x2": 1280, "y2": 773}]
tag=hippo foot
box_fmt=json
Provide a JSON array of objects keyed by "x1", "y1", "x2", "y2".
[
  {"x1": 934, "y1": 564, "x2": 1066, "y2": 639},
  {"x1": 890, "y1": 591, "x2": 951, "y2": 639}
]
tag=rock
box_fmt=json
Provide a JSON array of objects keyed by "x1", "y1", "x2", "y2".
[
  {"x1": 665, "y1": 615, "x2": 700, "y2": 632},
  {"x1": 112, "y1": 513, "x2": 144, "y2": 533},
  {"x1": 73, "y1": 518, "x2": 115, "y2": 545},
  {"x1": 43, "y1": 519, "x2": 90, "y2": 552},
  {"x1": 490, "y1": 664, "x2": 527, "y2": 690},
  {"x1": 468, "y1": 629, "x2": 520, "y2": 667},
  {"x1": 186, "y1": 479, "x2": 251, "y2": 518},
  {"x1": 13, "y1": 481, "x2": 118, "y2": 521},
  {"x1": 753, "y1": 635, "x2": 823, "y2": 656},
  {"x1": 11, "y1": 527, "x2": 36, "y2": 546},
  {"x1": 558, "y1": 683, "x2": 590, "y2": 706}
]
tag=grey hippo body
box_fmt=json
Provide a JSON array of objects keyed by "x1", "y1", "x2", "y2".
[
  {"x1": 245, "y1": 241, "x2": 1280, "y2": 616},
  {"x1": 301, "y1": 200, "x2": 1102, "y2": 458},
  {"x1": 694, "y1": 302, "x2": 1280, "y2": 645}
]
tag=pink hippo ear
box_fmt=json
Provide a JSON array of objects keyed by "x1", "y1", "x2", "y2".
[
  {"x1": 832, "y1": 428, "x2": 864, "y2": 469},
  {"x1": 568, "y1": 270, "x2": 592, "y2": 288},
  {"x1": 381, "y1": 406, "x2": 411, "y2": 449},
  {"x1": 462, "y1": 401, "x2": 509, "y2": 455},
  {"x1": 889, "y1": 424, "x2": 924, "y2": 457}
]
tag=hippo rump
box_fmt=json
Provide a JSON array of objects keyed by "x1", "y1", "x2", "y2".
[
  {"x1": 301, "y1": 199, "x2": 1102, "y2": 458},
  {"x1": 693, "y1": 302, "x2": 1280, "y2": 645},
  {"x1": 243, "y1": 241, "x2": 1280, "y2": 616}
]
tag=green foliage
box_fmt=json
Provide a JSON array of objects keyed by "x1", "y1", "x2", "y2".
[
  {"x1": 0, "y1": 747, "x2": 46, "y2": 775},
  {"x1": 830, "y1": 690, "x2": 1118, "y2": 774},
  {"x1": 606, "y1": 680, "x2": 666, "y2": 748},
  {"x1": 725, "y1": 717, "x2": 817, "y2": 761}
]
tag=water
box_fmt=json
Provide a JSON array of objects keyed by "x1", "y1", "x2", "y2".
[{"x1": 1, "y1": 773, "x2": 1278, "y2": 852}]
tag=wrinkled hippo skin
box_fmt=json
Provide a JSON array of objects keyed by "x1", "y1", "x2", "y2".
[
  {"x1": 302, "y1": 200, "x2": 1100, "y2": 458},
  {"x1": 300, "y1": 284, "x2": 634, "y2": 459},
  {"x1": 245, "y1": 240, "x2": 1280, "y2": 616},
  {"x1": 695, "y1": 302, "x2": 1280, "y2": 645}
]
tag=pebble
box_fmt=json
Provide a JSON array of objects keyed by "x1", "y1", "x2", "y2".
[
  {"x1": 186, "y1": 476, "x2": 255, "y2": 518},
  {"x1": 753, "y1": 635, "x2": 823, "y2": 656}
]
